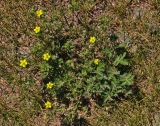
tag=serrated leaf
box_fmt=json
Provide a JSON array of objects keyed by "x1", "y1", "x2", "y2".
[{"x1": 113, "y1": 52, "x2": 129, "y2": 66}]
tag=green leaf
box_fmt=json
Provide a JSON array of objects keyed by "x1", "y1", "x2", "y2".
[
  {"x1": 113, "y1": 52, "x2": 129, "y2": 66},
  {"x1": 103, "y1": 48, "x2": 113, "y2": 58},
  {"x1": 39, "y1": 63, "x2": 52, "y2": 77},
  {"x1": 120, "y1": 73, "x2": 134, "y2": 86}
]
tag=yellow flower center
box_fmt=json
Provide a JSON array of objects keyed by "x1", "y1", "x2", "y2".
[
  {"x1": 36, "y1": 9, "x2": 43, "y2": 17},
  {"x1": 45, "y1": 101, "x2": 52, "y2": 109},
  {"x1": 46, "y1": 82, "x2": 54, "y2": 89},
  {"x1": 89, "y1": 36, "x2": 96, "y2": 44},
  {"x1": 34, "y1": 26, "x2": 40, "y2": 33},
  {"x1": 43, "y1": 53, "x2": 51, "y2": 61},
  {"x1": 94, "y1": 59, "x2": 100, "y2": 65},
  {"x1": 20, "y1": 59, "x2": 28, "y2": 68}
]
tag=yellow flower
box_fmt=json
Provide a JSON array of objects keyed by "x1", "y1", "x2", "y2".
[
  {"x1": 45, "y1": 101, "x2": 52, "y2": 109},
  {"x1": 20, "y1": 59, "x2": 28, "y2": 68},
  {"x1": 89, "y1": 36, "x2": 96, "y2": 44},
  {"x1": 34, "y1": 26, "x2": 40, "y2": 33},
  {"x1": 94, "y1": 59, "x2": 100, "y2": 65},
  {"x1": 36, "y1": 9, "x2": 43, "y2": 17},
  {"x1": 42, "y1": 53, "x2": 51, "y2": 61},
  {"x1": 46, "y1": 82, "x2": 54, "y2": 89}
]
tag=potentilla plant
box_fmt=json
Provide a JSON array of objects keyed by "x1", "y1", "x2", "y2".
[{"x1": 30, "y1": 2, "x2": 134, "y2": 122}]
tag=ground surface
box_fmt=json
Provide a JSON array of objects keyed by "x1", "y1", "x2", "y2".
[{"x1": 0, "y1": 0, "x2": 160, "y2": 126}]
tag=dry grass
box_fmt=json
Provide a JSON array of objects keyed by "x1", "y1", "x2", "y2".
[{"x1": 0, "y1": 0, "x2": 160, "y2": 125}]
